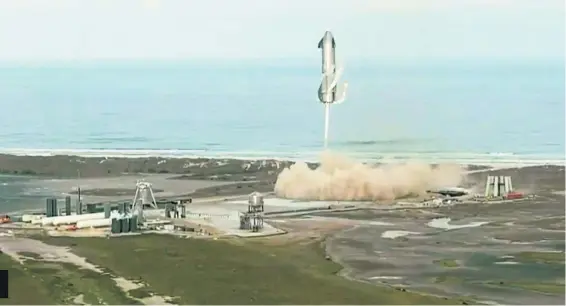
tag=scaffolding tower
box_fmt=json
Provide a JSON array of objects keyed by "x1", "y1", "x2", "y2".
[{"x1": 484, "y1": 175, "x2": 513, "y2": 198}]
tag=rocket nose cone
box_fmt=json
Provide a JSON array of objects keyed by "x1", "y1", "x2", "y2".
[{"x1": 324, "y1": 31, "x2": 333, "y2": 39}]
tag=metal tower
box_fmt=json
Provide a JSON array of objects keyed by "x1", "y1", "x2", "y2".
[{"x1": 131, "y1": 180, "x2": 158, "y2": 212}]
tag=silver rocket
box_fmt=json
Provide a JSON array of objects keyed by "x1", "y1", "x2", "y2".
[
  {"x1": 318, "y1": 31, "x2": 347, "y2": 104},
  {"x1": 317, "y1": 31, "x2": 348, "y2": 148}
]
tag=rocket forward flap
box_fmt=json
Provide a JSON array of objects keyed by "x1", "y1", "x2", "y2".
[{"x1": 318, "y1": 38, "x2": 324, "y2": 49}]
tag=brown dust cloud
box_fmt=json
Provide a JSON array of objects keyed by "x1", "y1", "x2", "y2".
[{"x1": 274, "y1": 151, "x2": 464, "y2": 201}]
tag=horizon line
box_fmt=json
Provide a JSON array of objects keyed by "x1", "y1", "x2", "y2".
[{"x1": 0, "y1": 57, "x2": 563, "y2": 67}]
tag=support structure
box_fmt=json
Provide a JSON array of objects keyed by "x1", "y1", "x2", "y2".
[
  {"x1": 239, "y1": 192, "x2": 265, "y2": 232},
  {"x1": 484, "y1": 175, "x2": 513, "y2": 198},
  {"x1": 131, "y1": 180, "x2": 158, "y2": 222}
]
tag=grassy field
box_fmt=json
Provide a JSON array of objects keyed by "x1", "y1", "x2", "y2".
[
  {"x1": 0, "y1": 253, "x2": 138, "y2": 305},
  {"x1": 514, "y1": 251, "x2": 565, "y2": 265},
  {"x1": 17, "y1": 234, "x2": 471, "y2": 305},
  {"x1": 0, "y1": 254, "x2": 54, "y2": 305},
  {"x1": 485, "y1": 281, "x2": 565, "y2": 295}
]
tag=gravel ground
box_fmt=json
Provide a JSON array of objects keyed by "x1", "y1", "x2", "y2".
[{"x1": 321, "y1": 165, "x2": 565, "y2": 305}]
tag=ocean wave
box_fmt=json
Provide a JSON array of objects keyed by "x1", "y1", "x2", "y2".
[{"x1": 0, "y1": 148, "x2": 563, "y2": 166}]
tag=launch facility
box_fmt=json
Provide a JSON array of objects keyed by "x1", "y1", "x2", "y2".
[{"x1": 0, "y1": 31, "x2": 526, "y2": 239}]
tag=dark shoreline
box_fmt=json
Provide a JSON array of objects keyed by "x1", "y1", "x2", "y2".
[
  {"x1": 0, "y1": 154, "x2": 294, "y2": 180},
  {"x1": 0, "y1": 154, "x2": 496, "y2": 179}
]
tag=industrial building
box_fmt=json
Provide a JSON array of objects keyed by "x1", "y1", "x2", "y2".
[{"x1": 9, "y1": 179, "x2": 287, "y2": 238}]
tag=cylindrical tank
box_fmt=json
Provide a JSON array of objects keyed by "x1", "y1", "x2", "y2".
[
  {"x1": 180, "y1": 205, "x2": 186, "y2": 218},
  {"x1": 249, "y1": 192, "x2": 264, "y2": 207},
  {"x1": 76, "y1": 200, "x2": 83, "y2": 215},
  {"x1": 65, "y1": 196, "x2": 72, "y2": 216},
  {"x1": 129, "y1": 216, "x2": 138, "y2": 232},
  {"x1": 164, "y1": 204, "x2": 172, "y2": 218},
  {"x1": 46, "y1": 198, "x2": 53, "y2": 217},
  {"x1": 135, "y1": 204, "x2": 145, "y2": 221},
  {"x1": 104, "y1": 203, "x2": 111, "y2": 218},
  {"x1": 52, "y1": 199, "x2": 59, "y2": 217},
  {"x1": 120, "y1": 218, "x2": 130, "y2": 233},
  {"x1": 76, "y1": 218, "x2": 111, "y2": 229},
  {"x1": 111, "y1": 218, "x2": 121, "y2": 234}
]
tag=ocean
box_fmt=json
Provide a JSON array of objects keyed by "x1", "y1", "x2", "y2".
[{"x1": 0, "y1": 59, "x2": 563, "y2": 165}]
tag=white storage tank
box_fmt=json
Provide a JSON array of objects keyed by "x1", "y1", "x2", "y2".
[
  {"x1": 76, "y1": 218, "x2": 112, "y2": 229},
  {"x1": 42, "y1": 212, "x2": 105, "y2": 226}
]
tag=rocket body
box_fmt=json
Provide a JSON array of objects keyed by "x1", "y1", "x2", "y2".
[
  {"x1": 317, "y1": 31, "x2": 348, "y2": 148},
  {"x1": 317, "y1": 31, "x2": 347, "y2": 104}
]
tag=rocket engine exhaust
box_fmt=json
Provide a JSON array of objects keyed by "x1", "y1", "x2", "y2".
[
  {"x1": 273, "y1": 31, "x2": 463, "y2": 203},
  {"x1": 318, "y1": 31, "x2": 348, "y2": 148},
  {"x1": 274, "y1": 151, "x2": 464, "y2": 202}
]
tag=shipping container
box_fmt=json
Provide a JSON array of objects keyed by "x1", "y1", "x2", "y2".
[{"x1": 505, "y1": 192, "x2": 524, "y2": 200}]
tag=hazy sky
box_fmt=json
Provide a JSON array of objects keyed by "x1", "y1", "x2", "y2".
[{"x1": 0, "y1": 0, "x2": 563, "y2": 61}]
